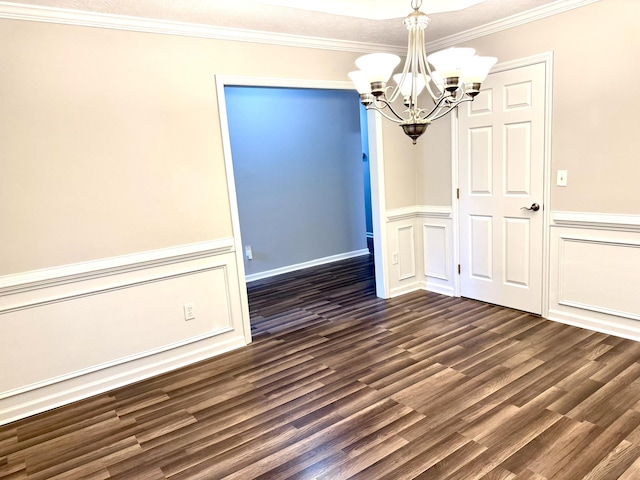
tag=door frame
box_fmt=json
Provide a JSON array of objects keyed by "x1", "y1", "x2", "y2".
[
  {"x1": 451, "y1": 52, "x2": 554, "y2": 317},
  {"x1": 215, "y1": 75, "x2": 390, "y2": 329}
]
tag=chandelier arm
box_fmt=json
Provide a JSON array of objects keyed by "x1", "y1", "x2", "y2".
[
  {"x1": 409, "y1": 26, "x2": 424, "y2": 109},
  {"x1": 348, "y1": 1, "x2": 496, "y2": 144},
  {"x1": 428, "y1": 98, "x2": 473, "y2": 122},
  {"x1": 418, "y1": 92, "x2": 451, "y2": 121},
  {"x1": 367, "y1": 105, "x2": 405, "y2": 124},
  {"x1": 387, "y1": 32, "x2": 416, "y2": 104},
  {"x1": 368, "y1": 99, "x2": 405, "y2": 122},
  {"x1": 418, "y1": 42, "x2": 440, "y2": 102}
]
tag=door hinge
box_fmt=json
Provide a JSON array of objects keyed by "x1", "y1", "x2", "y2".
[
  {"x1": 456, "y1": 188, "x2": 460, "y2": 200},
  {"x1": 458, "y1": 264, "x2": 461, "y2": 275}
]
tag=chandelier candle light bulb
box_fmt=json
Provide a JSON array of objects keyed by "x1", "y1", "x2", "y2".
[{"x1": 349, "y1": 0, "x2": 497, "y2": 144}]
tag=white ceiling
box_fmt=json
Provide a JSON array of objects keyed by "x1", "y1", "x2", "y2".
[{"x1": 11, "y1": 0, "x2": 583, "y2": 47}]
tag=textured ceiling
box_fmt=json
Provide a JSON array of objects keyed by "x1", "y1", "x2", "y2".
[{"x1": 13, "y1": 0, "x2": 574, "y2": 47}]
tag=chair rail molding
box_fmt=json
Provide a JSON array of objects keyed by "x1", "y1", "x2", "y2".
[{"x1": 552, "y1": 211, "x2": 640, "y2": 232}]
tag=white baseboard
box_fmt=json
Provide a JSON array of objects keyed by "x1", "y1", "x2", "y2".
[
  {"x1": 0, "y1": 334, "x2": 247, "y2": 426},
  {"x1": 547, "y1": 308, "x2": 640, "y2": 343},
  {"x1": 421, "y1": 281, "x2": 455, "y2": 297},
  {"x1": 389, "y1": 283, "x2": 422, "y2": 298},
  {"x1": 245, "y1": 249, "x2": 370, "y2": 282}
]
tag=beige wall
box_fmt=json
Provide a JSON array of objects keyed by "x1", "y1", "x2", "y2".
[
  {"x1": 420, "y1": 0, "x2": 640, "y2": 214},
  {"x1": 416, "y1": 117, "x2": 452, "y2": 206},
  {"x1": 0, "y1": 19, "x2": 365, "y2": 276},
  {"x1": 382, "y1": 102, "x2": 420, "y2": 210}
]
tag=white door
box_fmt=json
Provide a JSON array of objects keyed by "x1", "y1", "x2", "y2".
[{"x1": 458, "y1": 62, "x2": 546, "y2": 314}]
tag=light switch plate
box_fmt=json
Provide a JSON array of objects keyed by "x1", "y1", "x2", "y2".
[{"x1": 557, "y1": 170, "x2": 568, "y2": 187}]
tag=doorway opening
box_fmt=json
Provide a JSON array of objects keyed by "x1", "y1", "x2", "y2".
[{"x1": 216, "y1": 76, "x2": 389, "y2": 337}]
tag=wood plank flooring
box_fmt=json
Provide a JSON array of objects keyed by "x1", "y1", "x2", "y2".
[{"x1": 3, "y1": 254, "x2": 640, "y2": 479}]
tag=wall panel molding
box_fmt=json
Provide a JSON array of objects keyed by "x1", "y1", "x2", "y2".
[
  {"x1": 386, "y1": 206, "x2": 455, "y2": 297},
  {"x1": 0, "y1": 239, "x2": 248, "y2": 426},
  {"x1": 0, "y1": 238, "x2": 234, "y2": 296},
  {"x1": 387, "y1": 205, "x2": 452, "y2": 222},
  {"x1": 397, "y1": 225, "x2": 416, "y2": 280},
  {"x1": 424, "y1": 224, "x2": 449, "y2": 281},
  {"x1": 548, "y1": 211, "x2": 640, "y2": 342},
  {"x1": 552, "y1": 211, "x2": 640, "y2": 232}
]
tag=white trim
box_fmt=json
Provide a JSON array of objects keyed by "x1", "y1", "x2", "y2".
[
  {"x1": 368, "y1": 110, "x2": 389, "y2": 299},
  {"x1": 555, "y1": 235, "x2": 640, "y2": 322},
  {"x1": 425, "y1": 0, "x2": 600, "y2": 52},
  {"x1": 0, "y1": 264, "x2": 229, "y2": 315},
  {"x1": 423, "y1": 224, "x2": 449, "y2": 281},
  {"x1": 0, "y1": 0, "x2": 597, "y2": 55},
  {"x1": 0, "y1": 324, "x2": 234, "y2": 400},
  {"x1": 419, "y1": 281, "x2": 455, "y2": 297},
  {"x1": 558, "y1": 300, "x2": 640, "y2": 323},
  {"x1": 246, "y1": 249, "x2": 370, "y2": 283},
  {"x1": 451, "y1": 110, "x2": 461, "y2": 297},
  {"x1": 415, "y1": 205, "x2": 452, "y2": 218},
  {"x1": 547, "y1": 308, "x2": 640, "y2": 343},
  {"x1": 0, "y1": 1, "x2": 403, "y2": 54},
  {"x1": 387, "y1": 205, "x2": 452, "y2": 222},
  {"x1": 218, "y1": 76, "x2": 354, "y2": 91},
  {"x1": 389, "y1": 283, "x2": 421, "y2": 298},
  {"x1": 215, "y1": 77, "x2": 252, "y2": 345},
  {"x1": 397, "y1": 225, "x2": 416, "y2": 280},
  {"x1": 1, "y1": 335, "x2": 246, "y2": 426},
  {"x1": 0, "y1": 238, "x2": 233, "y2": 295},
  {"x1": 552, "y1": 211, "x2": 640, "y2": 232},
  {"x1": 541, "y1": 52, "x2": 554, "y2": 320}
]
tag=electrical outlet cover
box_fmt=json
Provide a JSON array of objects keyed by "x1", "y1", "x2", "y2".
[{"x1": 183, "y1": 303, "x2": 196, "y2": 320}]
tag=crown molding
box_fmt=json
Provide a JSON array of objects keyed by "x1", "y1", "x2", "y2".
[
  {"x1": 0, "y1": 1, "x2": 403, "y2": 54},
  {"x1": 425, "y1": 0, "x2": 600, "y2": 51},
  {"x1": 0, "y1": 0, "x2": 599, "y2": 55}
]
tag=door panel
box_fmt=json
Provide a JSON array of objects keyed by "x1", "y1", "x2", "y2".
[{"x1": 459, "y1": 62, "x2": 546, "y2": 314}]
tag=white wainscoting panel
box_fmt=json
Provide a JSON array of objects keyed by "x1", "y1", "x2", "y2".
[
  {"x1": 558, "y1": 238, "x2": 640, "y2": 320},
  {"x1": 386, "y1": 217, "x2": 419, "y2": 297},
  {"x1": 387, "y1": 206, "x2": 455, "y2": 297},
  {"x1": 0, "y1": 238, "x2": 249, "y2": 425},
  {"x1": 421, "y1": 213, "x2": 455, "y2": 297},
  {"x1": 424, "y1": 225, "x2": 448, "y2": 281},
  {"x1": 548, "y1": 212, "x2": 640, "y2": 341},
  {"x1": 398, "y1": 225, "x2": 416, "y2": 281}
]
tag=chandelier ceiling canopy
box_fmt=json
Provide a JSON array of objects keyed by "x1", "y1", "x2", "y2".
[{"x1": 349, "y1": 0, "x2": 497, "y2": 144}]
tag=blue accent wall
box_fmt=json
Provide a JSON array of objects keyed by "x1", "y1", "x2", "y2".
[
  {"x1": 225, "y1": 86, "x2": 367, "y2": 276},
  {"x1": 360, "y1": 104, "x2": 373, "y2": 237}
]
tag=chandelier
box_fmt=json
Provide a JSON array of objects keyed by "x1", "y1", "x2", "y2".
[{"x1": 348, "y1": 0, "x2": 497, "y2": 144}]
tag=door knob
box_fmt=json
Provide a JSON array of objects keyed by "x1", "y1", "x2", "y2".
[{"x1": 521, "y1": 203, "x2": 540, "y2": 212}]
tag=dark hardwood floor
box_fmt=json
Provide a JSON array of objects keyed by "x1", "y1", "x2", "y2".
[{"x1": 3, "y1": 254, "x2": 640, "y2": 479}]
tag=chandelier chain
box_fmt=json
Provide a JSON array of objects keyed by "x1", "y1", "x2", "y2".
[{"x1": 411, "y1": 0, "x2": 422, "y2": 11}]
